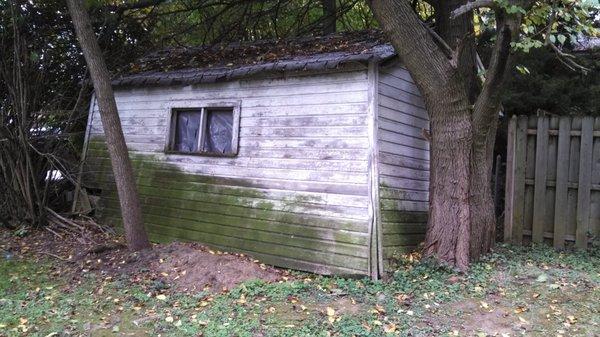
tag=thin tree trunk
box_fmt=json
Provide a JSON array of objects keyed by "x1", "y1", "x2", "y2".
[
  {"x1": 66, "y1": 0, "x2": 151, "y2": 251},
  {"x1": 321, "y1": 0, "x2": 336, "y2": 34},
  {"x1": 468, "y1": 120, "x2": 498, "y2": 260}
]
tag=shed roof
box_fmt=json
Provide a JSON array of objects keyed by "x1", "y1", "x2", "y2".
[{"x1": 113, "y1": 30, "x2": 396, "y2": 87}]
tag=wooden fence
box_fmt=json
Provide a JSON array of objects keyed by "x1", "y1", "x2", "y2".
[{"x1": 504, "y1": 115, "x2": 600, "y2": 248}]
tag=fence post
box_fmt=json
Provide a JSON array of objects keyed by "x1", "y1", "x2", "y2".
[
  {"x1": 553, "y1": 117, "x2": 571, "y2": 249},
  {"x1": 532, "y1": 116, "x2": 549, "y2": 243},
  {"x1": 504, "y1": 116, "x2": 516, "y2": 242},
  {"x1": 575, "y1": 117, "x2": 594, "y2": 249}
]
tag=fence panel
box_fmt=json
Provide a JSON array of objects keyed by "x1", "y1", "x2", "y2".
[{"x1": 504, "y1": 115, "x2": 600, "y2": 248}]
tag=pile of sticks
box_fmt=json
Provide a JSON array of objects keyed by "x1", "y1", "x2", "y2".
[{"x1": 45, "y1": 207, "x2": 114, "y2": 245}]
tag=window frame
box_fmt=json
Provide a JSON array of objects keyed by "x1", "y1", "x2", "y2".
[{"x1": 165, "y1": 101, "x2": 240, "y2": 157}]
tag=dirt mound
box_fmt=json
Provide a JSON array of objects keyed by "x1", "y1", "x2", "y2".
[
  {"x1": 151, "y1": 242, "x2": 281, "y2": 292},
  {"x1": 1, "y1": 228, "x2": 284, "y2": 294}
]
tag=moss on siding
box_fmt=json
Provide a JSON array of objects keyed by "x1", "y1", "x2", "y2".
[
  {"x1": 378, "y1": 190, "x2": 428, "y2": 268},
  {"x1": 84, "y1": 137, "x2": 369, "y2": 275}
]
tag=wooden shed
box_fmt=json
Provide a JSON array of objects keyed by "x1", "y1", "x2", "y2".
[{"x1": 83, "y1": 31, "x2": 430, "y2": 279}]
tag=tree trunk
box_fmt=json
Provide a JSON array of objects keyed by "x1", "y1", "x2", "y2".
[
  {"x1": 423, "y1": 85, "x2": 474, "y2": 270},
  {"x1": 67, "y1": 0, "x2": 151, "y2": 251},
  {"x1": 321, "y1": 0, "x2": 336, "y2": 34},
  {"x1": 423, "y1": 88, "x2": 498, "y2": 270},
  {"x1": 368, "y1": 0, "x2": 519, "y2": 270}
]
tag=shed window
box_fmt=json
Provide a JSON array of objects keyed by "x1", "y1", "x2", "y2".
[{"x1": 168, "y1": 106, "x2": 238, "y2": 156}]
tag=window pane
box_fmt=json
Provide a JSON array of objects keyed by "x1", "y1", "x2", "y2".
[
  {"x1": 203, "y1": 109, "x2": 233, "y2": 154},
  {"x1": 174, "y1": 110, "x2": 201, "y2": 152}
]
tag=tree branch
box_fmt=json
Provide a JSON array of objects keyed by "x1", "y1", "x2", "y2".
[
  {"x1": 548, "y1": 43, "x2": 591, "y2": 73},
  {"x1": 472, "y1": 13, "x2": 518, "y2": 132},
  {"x1": 106, "y1": 0, "x2": 169, "y2": 13},
  {"x1": 450, "y1": 0, "x2": 495, "y2": 19},
  {"x1": 368, "y1": 0, "x2": 454, "y2": 93}
]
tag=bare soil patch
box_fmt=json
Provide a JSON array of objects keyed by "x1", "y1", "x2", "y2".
[{"x1": 0, "y1": 227, "x2": 284, "y2": 293}]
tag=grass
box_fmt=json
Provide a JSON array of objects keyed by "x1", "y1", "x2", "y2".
[{"x1": 0, "y1": 244, "x2": 598, "y2": 337}]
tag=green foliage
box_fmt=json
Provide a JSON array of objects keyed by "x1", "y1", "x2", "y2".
[{"x1": 502, "y1": 47, "x2": 600, "y2": 116}]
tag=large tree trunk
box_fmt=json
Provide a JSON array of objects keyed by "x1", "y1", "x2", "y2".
[
  {"x1": 67, "y1": 0, "x2": 151, "y2": 251},
  {"x1": 368, "y1": 0, "x2": 519, "y2": 270},
  {"x1": 422, "y1": 86, "x2": 499, "y2": 269}
]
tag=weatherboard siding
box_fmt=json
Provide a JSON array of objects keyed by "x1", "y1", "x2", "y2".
[
  {"x1": 84, "y1": 68, "x2": 373, "y2": 276},
  {"x1": 377, "y1": 62, "x2": 430, "y2": 260}
]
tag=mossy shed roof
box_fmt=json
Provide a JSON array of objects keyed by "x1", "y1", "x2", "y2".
[{"x1": 112, "y1": 30, "x2": 396, "y2": 87}]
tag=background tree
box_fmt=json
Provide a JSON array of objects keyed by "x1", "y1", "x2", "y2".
[
  {"x1": 368, "y1": 0, "x2": 597, "y2": 269},
  {"x1": 66, "y1": 0, "x2": 151, "y2": 251}
]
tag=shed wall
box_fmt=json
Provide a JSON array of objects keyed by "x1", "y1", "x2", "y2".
[
  {"x1": 84, "y1": 69, "x2": 372, "y2": 275},
  {"x1": 376, "y1": 62, "x2": 430, "y2": 262}
]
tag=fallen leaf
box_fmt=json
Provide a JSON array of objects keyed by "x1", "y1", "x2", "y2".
[
  {"x1": 383, "y1": 323, "x2": 396, "y2": 333},
  {"x1": 165, "y1": 316, "x2": 174, "y2": 323},
  {"x1": 326, "y1": 307, "x2": 335, "y2": 317},
  {"x1": 156, "y1": 294, "x2": 167, "y2": 301}
]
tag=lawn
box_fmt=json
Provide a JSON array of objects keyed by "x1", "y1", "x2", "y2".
[{"x1": 0, "y1": 231, "x2": 598, "y2": 337}]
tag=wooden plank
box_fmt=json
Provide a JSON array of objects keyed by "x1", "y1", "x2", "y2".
[
  {"x1": 367, "y1": 61, "x2": 381, "y2": 279},
  {"x1": 532, "y1": 116, "x2": 549, "y2": 243},
  {"x1": 575, "y1": 117, "x2": 594, "y2": 248},
  {"x1": 504, "y1": 116, "x2": 517, "y2": 242},
  {"x1": 512, "y1": 116, "x2": 528, "y2": 244},
  {"x1": 553, "y1": 117, "x2": 571, "y2": 249}
]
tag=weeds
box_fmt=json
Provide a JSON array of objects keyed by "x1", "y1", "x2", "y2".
[{"x1": 0, "y1": 244, "x2": 598, "y2": 336}]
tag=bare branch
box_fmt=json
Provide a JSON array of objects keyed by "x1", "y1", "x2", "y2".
[
  {"x1": 548, "y1": 43, "x2": 591, "y2": 73},
  {"x1": 450, "y1": 0, "x2": 495, "y2": 19}
]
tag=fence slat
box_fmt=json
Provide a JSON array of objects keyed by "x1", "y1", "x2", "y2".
[
  {"x1": 532, "y1": 117, "x2": 549, "y2": 243},
  {"x1": 512, "y1": 116, "x2": 528, "y2": 244},
  {"x1": 504, "y1": 116, "x2": 517, "y2": 242},
  {"x1": 553, "y1": 117, "x2": 571, "y2": 249},
  {"x1": 575, "y1": 117, "x2": 594, "y2": 249}
]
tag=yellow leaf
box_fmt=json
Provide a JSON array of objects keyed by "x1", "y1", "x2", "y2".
[
  {"x1": 373, "y1": 320, "x2": 382, "y2": 326},
  {"x1": 326, "y1": 307, "x2": 336, "y2": 317},
  {"x1": 165, "y1": 316, "x2": 174, "y2": 323},
  {"x1": 156, "y1": 294, "x2": 167, "y2": 301},
  {"x1": 383, "y1": 323, "x2": 397, "y2": 333},
  {"x1": 514, "y1": 306, "x2": 527, "y2": 314}
]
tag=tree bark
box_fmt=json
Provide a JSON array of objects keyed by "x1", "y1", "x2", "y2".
[
  {"x1": 424, "y1": 87, "x2": 474, "y2": 270},
  {"x1": 321, "y1": 0, "x2": 337, "y2": 34},
  {"x1": 67, "y1": 0, "x2": 151, "y2": 251},
  {"x1": 369, "y1": 0, "x2": 521, "y2": 270}
]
